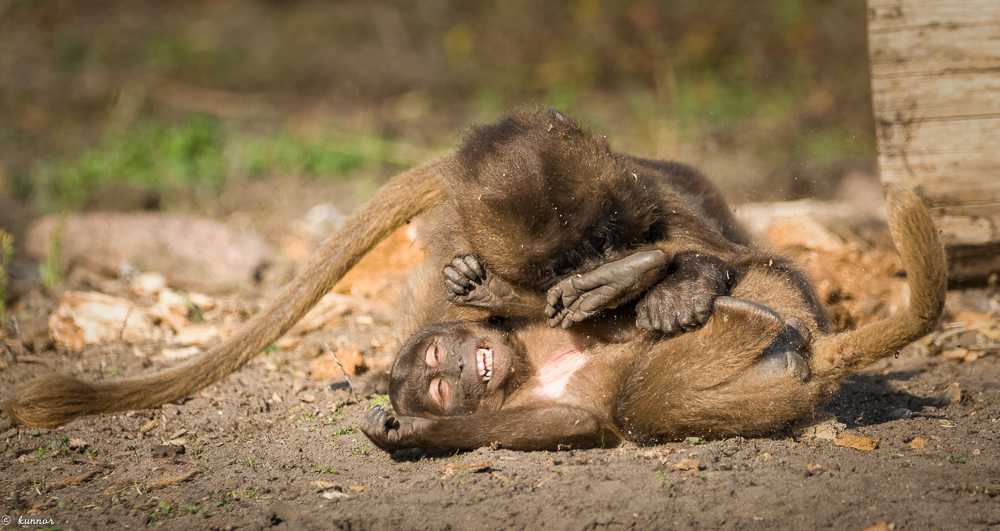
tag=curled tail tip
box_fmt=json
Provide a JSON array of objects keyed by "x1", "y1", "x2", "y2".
[
  {"x1": 809, "y1": 185, "x2": 947, "y2": 381},
  {"x1": 888, "y1": 185, "x2": 947, "y2": 305},
  {"x1": 884, "y1": 184, "x2": 920, "y2": 209}
]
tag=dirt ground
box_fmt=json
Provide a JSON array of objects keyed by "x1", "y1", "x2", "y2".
[{"x1": 1, "y1": 208, "x2": 999, "y2": 531}]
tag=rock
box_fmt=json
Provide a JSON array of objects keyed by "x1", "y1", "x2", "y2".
[
  {"x1": 672, "y1": 459, "x2": 703, "y2": 471},
  {"x1": 887, "y1": 408, "x2": 913, "y2": 420},
  {"x1": 734, "y1": 199, "x2": 886, "y2": 241},
  {"x1": 310, "y1": 348, "x2": 365, "y2": 380},
  {"x1": 798, "y1": 412, "x2": 846, "y2": 440},
  {"x1": 49, "y1": 291, "x2": 160, "y2": 350},
  {"x1": 150, "y1": 444, "x2": 185, "y2": 458},
  {"x1": 765, "y1": 215, "x2": 847, "y2": 253},
  {"x1": 26, "y1": 212, "x2": 273, "y2": 292}
]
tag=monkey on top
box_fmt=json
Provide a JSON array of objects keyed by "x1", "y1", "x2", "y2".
[{"x1": 3, "y1": 109, "x2": 946, "y2": 453}]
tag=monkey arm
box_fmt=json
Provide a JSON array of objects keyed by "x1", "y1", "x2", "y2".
[{"x1": 361, "y1": 405, "x2": 602, "y2": 452}]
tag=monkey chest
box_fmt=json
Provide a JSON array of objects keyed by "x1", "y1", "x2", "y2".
[{"x1": 527, "y1": 350, "x2": 621, "y2": 413}]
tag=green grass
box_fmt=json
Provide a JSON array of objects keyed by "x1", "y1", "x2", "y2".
[
  {"x1": 35, "y1": 116, "x2": 225, "y2": 211},
  {"x1": 241, "y1": 132, "x2": 365, "y2": 177},
  {"x1": 28, "y1": 116, "x2": 400, "y2": 214}
]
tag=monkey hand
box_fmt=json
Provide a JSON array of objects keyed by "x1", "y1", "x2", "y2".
[
  {"x1": 443, "y1": 254, "x2": 513, "y2": 310},
  {"x1": 361, "y1": 405, "x2": 434, "y2": 452},
  {"x1": 546, "y1": 250, "x2": 667, "y2": 328},
  {"x1": 635, "y1": 252, "x2": 736, "y2": 335}
]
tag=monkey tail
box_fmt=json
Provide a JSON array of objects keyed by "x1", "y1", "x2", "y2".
[
  {"x1": 809, "y1": 186, "x2": 947, "y2": 385},
  {"x1": 3, "y1": 155, "x2": 450, "y2": 428}
]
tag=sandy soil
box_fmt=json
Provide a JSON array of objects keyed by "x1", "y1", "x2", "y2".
[
  {"x1": 1, "y1": 222, "x2": 998, "y2": 531},
  {"x1": 1, "y1": 322, "x2": 998, "y2": 530}
]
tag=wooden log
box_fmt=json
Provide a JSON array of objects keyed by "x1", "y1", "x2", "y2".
[{"x1": 868, "y1": 0, "x2": 1000, "y2": 282}]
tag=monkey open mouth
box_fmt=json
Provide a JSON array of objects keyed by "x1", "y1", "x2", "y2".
[{"x1": 476, "y1": 343, "x2": 493, "y2": 382}]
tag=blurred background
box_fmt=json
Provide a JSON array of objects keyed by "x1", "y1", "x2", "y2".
[{"x1": 0, "y1": 0, "x2": 876, "y2": 242}]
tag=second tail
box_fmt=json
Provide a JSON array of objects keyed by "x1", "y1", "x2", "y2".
[{"x1": 810, "y1": 186, "x2": 947, "y2": 385}]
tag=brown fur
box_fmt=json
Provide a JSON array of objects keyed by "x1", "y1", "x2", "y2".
[
  {"x1": 399, "y1": 108, "x2": 798, "y2": 339},
  {"x1": 435, "y1": 108, "x2": 744, "y2": 290}
]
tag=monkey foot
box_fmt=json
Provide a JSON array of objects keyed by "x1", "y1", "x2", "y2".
[
  {"x1": 443, "y1": 254, "x2": 512, "y2": 309},
  {"x1": 709, "y1": 297, "x2": 812, "y2": 382},
  {"x1": 756, "y1": 316, "x2": 811, "y2": 381},
  {"x1": 547, "y1": 250, "x2": 668, "y2": 328}
]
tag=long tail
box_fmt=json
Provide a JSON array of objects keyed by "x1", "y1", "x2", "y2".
[
  {"x1": 810, "y1": 186, "x2": 947, "y2": 384},
  {"x1": 3, "y1": 155, "x2": 451, "y2": 428}
]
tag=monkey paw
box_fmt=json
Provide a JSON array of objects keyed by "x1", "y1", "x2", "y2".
[
  {"x1": 546, "y1": 250, "x2": 666, "y2": 329},
  {"x1": 635, "y1": 253, "x2": 736, "y2": 335},
  {"x1": 443, "y1": 254, "x2": 513, "y2": 309},
  {"x1": 755, "y1": 317, "x2": 812, "y2": 381},
  {"x1": 361, "y1": 405, "x2": 433, "y2": 452}
]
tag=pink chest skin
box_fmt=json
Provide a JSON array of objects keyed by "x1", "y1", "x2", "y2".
[{"x1": 534, "y1": 349, "x2": 586, "y2": 400}]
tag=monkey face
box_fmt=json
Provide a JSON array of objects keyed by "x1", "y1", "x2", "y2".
[{"x1": 388, "y1": 322, "x2": 526, "y2": 418}]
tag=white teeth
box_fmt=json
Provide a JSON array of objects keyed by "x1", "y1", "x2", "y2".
[{"x1": 476, "y1": 346, "x2": 493, "y2": 382}]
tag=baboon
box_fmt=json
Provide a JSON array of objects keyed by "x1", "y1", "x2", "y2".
[
  {"x1": 362, "y1": 187, "x2": 946, "y2": 451},
  {"x1": 394, "y1": 108, "x2": 780, "y2": 341},
  {"x1": 2, "y1": 110, "x2": 945, "y2": 445}
]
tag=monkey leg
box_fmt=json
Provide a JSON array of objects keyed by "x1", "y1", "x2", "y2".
[
  {"x1": 634, "y1": 252, "x2": 737, "y2": 335},
  {"x1": 362, "y1": 405, "x2": 602, "y2": 452},
  {"x1": 620, "y1": 296, "x2": 815, "y2": 441},
  {"x1": 442, "y1": 254, "x2": 548, "y2": 318}
]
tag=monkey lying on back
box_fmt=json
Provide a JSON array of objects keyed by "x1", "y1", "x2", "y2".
[
  {"x1": 3, "y1": 108, "x2": 763, "y2": 428},
  {"x1": 362, "y1": 187, "x2": 946, "y2": 451}
]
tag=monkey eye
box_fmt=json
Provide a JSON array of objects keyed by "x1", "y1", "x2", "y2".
[
  {"x1": 425, "y1": 343, "x2": 443, "y2": 367},
  {"x1": 428, "y1": 377, "x2": 448, "y2": 406}
]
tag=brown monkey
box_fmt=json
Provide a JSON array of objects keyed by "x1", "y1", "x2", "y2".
[
  {"x1": 361, "y1": 187, "x2": 946, "y2": 451},
  {"x1": 395, "y1": 108, "x2": 763, "y2": 340}
]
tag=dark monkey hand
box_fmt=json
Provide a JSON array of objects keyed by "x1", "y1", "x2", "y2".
[
  {"x1": 361, "y1": 406, "x2": 434, "y2": 452},
  {"x1": 635, "y1": 252, "x2": 736, "y2": 335},
  {"x1": 443, "y1": 254, "x2": 513, "y2": 310}
]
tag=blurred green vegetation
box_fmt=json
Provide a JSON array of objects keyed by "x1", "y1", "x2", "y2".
[
  {"x1": 33, "y1": 117, "x2": 225, "y2": 211},
  {"x1": 26, "y1": 116, "x2": 394, "y2": 211},
  {"x1": 0, "y1": 0, "x2": 876, "y2": 213}
]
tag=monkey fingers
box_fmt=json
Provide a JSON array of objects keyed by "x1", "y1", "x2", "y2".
[
  {"x1": 546, "y1": 250, "x2": 667, "y2": 328},
  {"x1": 635, "y1": 252, "x2": 736, "y2": 335}
]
